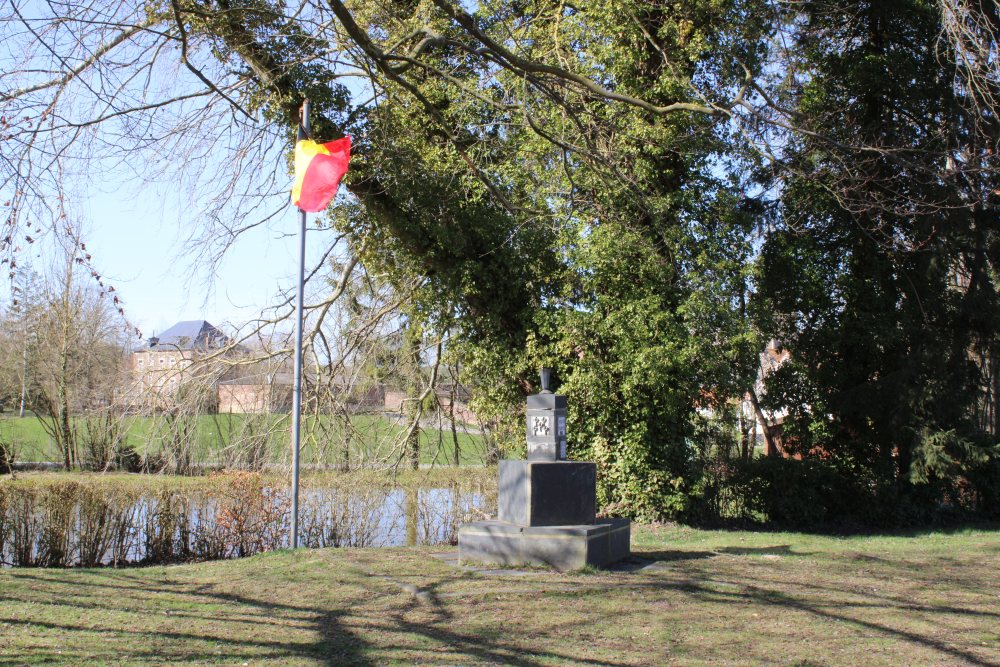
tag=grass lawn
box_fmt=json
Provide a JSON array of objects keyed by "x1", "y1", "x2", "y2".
[
  {"x1": 1, "y1": 524, "x2": 997, "y2": 665},
  {"x1": 0, "y1": 413, "x2": 486, "y2": 467}
]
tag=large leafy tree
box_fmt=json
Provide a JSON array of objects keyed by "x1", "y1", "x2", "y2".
[
  {"x1": 0, "y1": 0, "x2": 786, "y2": 517},
  {"x1": 317, "y1": 1, "x2": 766, "y2": 516}
]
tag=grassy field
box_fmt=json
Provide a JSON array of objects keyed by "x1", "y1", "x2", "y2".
[
  {"x1": 1, "y1": 524, "x2": 997, "y2": 665},
  {"x1": 0, "y1": 413, "x2": 486, "y2": 467}
]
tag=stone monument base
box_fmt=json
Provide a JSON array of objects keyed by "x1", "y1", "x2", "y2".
[
  {"x1": 499, "y1": 460, "x2": 596, "y2": 526},
  {"x1": 458, "y1": 518, "x2": 630, "y2": 571}
]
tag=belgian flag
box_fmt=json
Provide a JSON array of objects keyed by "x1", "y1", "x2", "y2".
[{"x1": 291, "y1": 134, "x2": 350, "y2": 212}]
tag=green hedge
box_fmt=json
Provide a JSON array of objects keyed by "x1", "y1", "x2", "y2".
[{"x1": 688, "y1": 456, "x2": 1000, "y2": 528}]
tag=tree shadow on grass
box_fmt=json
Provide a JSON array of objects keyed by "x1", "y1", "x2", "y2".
[
  {"x1": 624, "y1": 544, "x2": 814, "y2": 564},
  {"x1": 379, "y1": 576, "x2": 637, "y2": 667},
  {"x1": 0, "y1": 564, "x2": 636, "y2": 666},
  {"x1": 609, "y1": 549, "x2": 716, "y2": 572},
  {"x1": 631, "y1": 558, "x2": 999, "y2": 667},
  {"x1": 738, "y1": 584, "x2": 998, "y2": 667},
  {"x1": 715, "y1": 544, "x2": 814, "y2": 557},
  {"x1": 0, "y1": 569, "x2": 374, "y2": 666},
  {"x1": 5, "y1": 539, "x2": 998, "y2": 666}
]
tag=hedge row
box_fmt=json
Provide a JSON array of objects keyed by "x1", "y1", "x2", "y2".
[{"x1": 0, "y1": 470, "x2": 495, "y2": 567}]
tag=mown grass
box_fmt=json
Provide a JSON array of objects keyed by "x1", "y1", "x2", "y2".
[
  {"x1": 0, "y1": 413, "x2": 486, "y2": 467},
  {"x1": 1, "y1": 523, "x2": 997, "y2": 665}
]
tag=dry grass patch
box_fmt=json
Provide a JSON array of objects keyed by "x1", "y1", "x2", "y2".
[{"x1": 1, "y1": 524, "x2": 998, "y2": 665}]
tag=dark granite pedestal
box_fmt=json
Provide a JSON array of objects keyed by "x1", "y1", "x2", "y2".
[
  {"x1": 499, "y1": 460, "x2": 596, "y2": 526},
  {"x1": 459, "y1": 518, "x2": 630, "y2": 570},
  {"x1": 459, "y1": 459, "x2": 630, "y2": 570}
]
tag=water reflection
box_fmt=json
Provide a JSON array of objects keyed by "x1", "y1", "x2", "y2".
[{"x1": 0, "y1": 484, "x2": 493, "y2": 568}]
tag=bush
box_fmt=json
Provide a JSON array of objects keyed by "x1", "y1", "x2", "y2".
[
  {"x1": 0, "y1": 469, "x2": 495, "y2": 567},
  {"x1": 688, "y1": 451, "x2": 1000, "y2": 529},
  {"x1": 0, "y1": 435, "x2": 12, "y2": 474},
  {"x1": 212, "y1": 471, "x2": 288, "y2": 557},
  {"x1": 76, "y1": 482, "x2": 141, "y2": 566},
  {"x1": 688, "y1": 457, "x2": 840, "y2": 526},
  {"x1": 0, "y1": 485, "x2": 9, "y2": 562},
  {"x1": 971, "y1": 462, "x2": 1000, "y2": 519},
  {"x1": 741, "y1": 457, "x2": 854, "y2": 526},
  {"x1": 114, "y1": 444, "x2": 143, "y2": 473},
  {"x1": 79, "y1": 414, "x2": 125, "y2": 471}
]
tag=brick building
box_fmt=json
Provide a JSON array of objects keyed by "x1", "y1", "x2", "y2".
[
  {"x1": 130, "y1": 320, "x2": 235, "y2": 410},
  {"x1": 383, "y1": 383, "x2": 476, "y2": 424},
  {"x1": 218, "y1": 366, "x2": 385, "y2": 414},
  {"x1": 218, "y1": 372, "x2": 294, "y2": 414}
]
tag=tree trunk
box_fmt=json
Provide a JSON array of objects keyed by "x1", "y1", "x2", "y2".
[
  {"x1": 747, "y1": 389, "x2": 778, "y2": 457},
  {"x1": 404, "y1": 321, "x2": 422, "y2": 471}
]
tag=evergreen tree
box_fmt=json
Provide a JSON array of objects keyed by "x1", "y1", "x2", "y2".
[{"x1": 754, "y1": 0, "x2": 1000, "y2": 519}]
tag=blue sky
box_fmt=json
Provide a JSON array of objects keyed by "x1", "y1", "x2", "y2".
[
  {"x1": 1, "y1": 0, "x2": 364, "y2": 343},
  {"x1": 43, "y1": 176, "x2": 341, "y2": 343}
]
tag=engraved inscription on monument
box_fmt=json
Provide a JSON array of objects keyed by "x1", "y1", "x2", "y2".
[{"x1": 532, "y1": 416, "x2": 551, "y2": 436}]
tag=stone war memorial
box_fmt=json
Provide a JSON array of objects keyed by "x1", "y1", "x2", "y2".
[{"x1": 458, "y1": 368, "x2": 631, "y2": 570}]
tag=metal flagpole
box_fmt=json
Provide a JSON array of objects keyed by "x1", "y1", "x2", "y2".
[{"x1": 291, "y1": 98, "x2": 310, "y2": 549}]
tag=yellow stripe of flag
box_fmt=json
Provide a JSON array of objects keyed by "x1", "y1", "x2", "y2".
[{"x1": 291, "y1": 137, "x2": 350, "y2": 212}]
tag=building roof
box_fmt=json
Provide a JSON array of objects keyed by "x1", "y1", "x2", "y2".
[{"x1": 148, "y1": 320, "x2": 228, "y2": 351}]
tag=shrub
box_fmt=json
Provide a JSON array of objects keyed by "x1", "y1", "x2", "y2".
[
  {"x1": 37, "y1": 482, "x2": 80, "y2": 566},
  {"x1": 0, "y1": 469, "x2": 495, "y2": 567},
  {"x1": 76, "y1": 483, "x2": 141, "y2": 566},
  {"x1": 688, "y1": 449, "x2": 1000, "y2": 529},
  {"x1": 8, "y1": 484, "x2": 41, "y2": 566},
  {"x1": 688, "y1": 456, "x2": 883, "y2": 527},
  {"x1": 968, "y1": 458, "x2": 1000, "y2": 519},
  {"x1": 0, "y1": 484, "x2": 9, "y2": 564},
  {"x1": 212, "y1": 471, "x2": 288, "y2": 557},
  {"x1": 114, "y1": 445, "x2": 143, "y2": 473},
  {"x1": 143, "y1": 489, "x2": 190, "y2": 564},
  {"x1": 79, "y1": 414, "x2": 127, "y2": 472},
  {"x1": 0, "y1": 435, "x2": 13, "y2": 474}
]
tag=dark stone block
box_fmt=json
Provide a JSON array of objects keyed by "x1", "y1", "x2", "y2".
[
  {"x1": 526, "y1": 394, "x2": 567, "y2": 410},
  {"x1": 458, "y1": 518, "x2": 631, "y2": 570},
  {"x1": 530, "y1": 463, "x2": 595, "y2": 524},
  {"x1": 498, "y1": 460, "x2": 529, "y2": 525},
  {"x1": 498, "y1": 460, "x2": 596, "y2": 526}
]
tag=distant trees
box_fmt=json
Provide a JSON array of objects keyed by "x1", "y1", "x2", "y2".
[
  {"x1": 0, "y1": 244, "x2": 130, "y2": 469},
  {"x1": 0, "y1": 269, "x2": 42, "y2": 416}
]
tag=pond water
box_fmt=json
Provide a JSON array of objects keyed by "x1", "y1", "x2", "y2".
[{"x1": 0, "y1": 484, "x2": 493, "y2": 568}]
